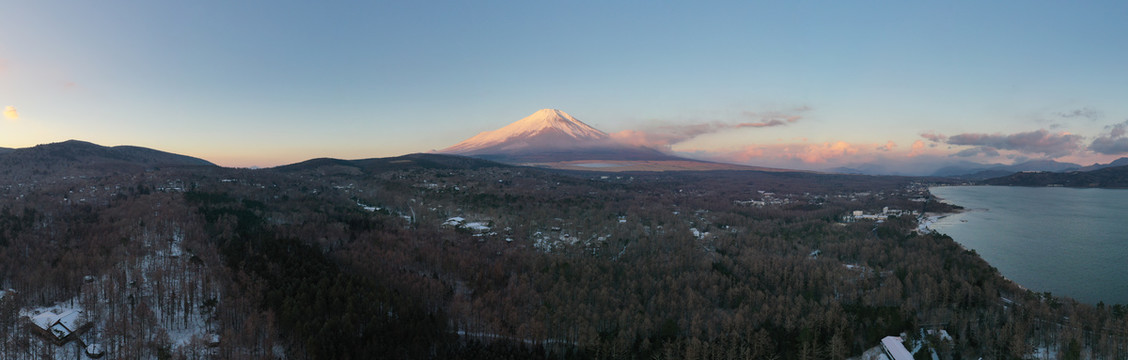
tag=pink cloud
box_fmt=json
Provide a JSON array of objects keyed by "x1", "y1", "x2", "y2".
[
  {"x1": 3, "y1": 106, "x2": 17, "y2": 121},
  {"x1": 907, "y1": 140, "x2": 926, "y2": 157},
  {"x1": 691, "y1": 141, "x2": 865, "y2": 165},
  {"x1": 794, "y1": 141, "x2": 860, "y2": 163},
  {"x1": 676, "y1": 138, "x2": 1009, "y2": 175}
]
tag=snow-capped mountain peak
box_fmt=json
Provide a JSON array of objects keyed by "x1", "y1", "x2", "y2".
[
  {"x1": 442, "y1": 109, "x2": 609, "y2": 154},
  {"x1": 504, "y1": 109, "x2": 608, "y2": 140}
]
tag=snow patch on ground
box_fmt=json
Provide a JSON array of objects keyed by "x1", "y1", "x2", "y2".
[
  {"x1": 444, "y1": 217, "x2": 492, "y2": 233},
  {"x1": 464, "y1": 222, "x2": 491, "y2": 231},
  {"x1": 443, "y1": 217, "x2": 466, "y2": 226},
  {"x1": 357, "y1": 200, "x2": 381, "y2": 212}
]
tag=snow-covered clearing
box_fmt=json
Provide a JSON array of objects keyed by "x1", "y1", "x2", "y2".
[{"x1": 3, "y1": 225, "x2": 222, "y2": 359}]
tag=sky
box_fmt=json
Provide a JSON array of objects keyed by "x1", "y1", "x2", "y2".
[{"x1": 2, "y1": 1, "x2": 1127, "y2": 173}]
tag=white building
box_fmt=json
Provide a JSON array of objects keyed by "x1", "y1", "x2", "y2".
[{"x1": 881, "y1": 336, "x2": 913, "y2": 360}]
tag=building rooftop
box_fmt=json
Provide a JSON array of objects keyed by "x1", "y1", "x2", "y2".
[{"x1": 881, "y1": 336, "x2": 913, "y2": 360}]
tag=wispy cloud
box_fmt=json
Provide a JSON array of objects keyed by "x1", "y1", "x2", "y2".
[
  {"x1": 920, "y1": 131, "x2": 947, "y2": 143},
  {"x1": 740, "y1": 106, "x2": 808, "y2": 125},
  {"x1": 610, "y1": 106, "x2": 810, "y2": 149},
  {"x1": 876, "y1": 141, "x2": 897, "y2": 152},
  {"x1": 735, "y1": 119, "x2": 788, "y2": 128},
  {"x1": 1055, "y1": 107, "x2": 1102, "y2": 121},
  {"x1": 1089, "y1": 120, "x2": 1128, "y2": 155},
  {"x1": 611, "y1": 128, "x2": 701, "y2": 149},
  {"x1": 944, "y1": 129, "x2": 1083, "y2": 158},
  {"x1": 3, "y1": 106, "x2": 17, "y2": 121}
]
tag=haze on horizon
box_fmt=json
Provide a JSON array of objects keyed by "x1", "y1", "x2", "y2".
[{"x1": 2, "y1": 1, "x2": 1127, "y2": 172}]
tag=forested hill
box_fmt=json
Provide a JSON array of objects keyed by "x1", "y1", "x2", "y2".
[
  {"x1": 1, "y1": 157, "x2": 1125, "y2": 359},
  {"x1": 273, "y1": 153, "x2": 511, "y2": 174},
  {"x1": 982, "y1": 164, "x2": 1128, "y2": 188},
  {"x1": 0, "y1": 139, "x2": 214, "y2": 179}
]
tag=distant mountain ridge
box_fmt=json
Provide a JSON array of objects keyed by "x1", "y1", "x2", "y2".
[
  {"x1": 983, "y1": 164, "x2": 1128, "y2": 188},
  {"x1": 1078, "y1": 157, "x2": 1128, "y2": 171},
  {"x1": 936, "y1": 159, "x2": 1082, "y2": 180},
  {"x1": 0, "y1": 140, "x2": 215, "y2": 175},
  {"x1": 829, "y1": 157, "x2": 1128, "y2": 178},
  {"x1": 274, "y1": 153, "x2": 511, "y2": 175},
  {"x1": 936, "y1": 158, "x2": 1128, "y2": 180}
]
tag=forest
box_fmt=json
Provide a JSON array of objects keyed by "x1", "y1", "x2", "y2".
[{"x1": 1, "y1": 154, "x2": 1126, "y2": 359}]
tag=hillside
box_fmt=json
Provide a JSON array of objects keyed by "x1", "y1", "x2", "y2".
[{"x1": 982, "y1": 164, "x2": 1128, "y2": 188}]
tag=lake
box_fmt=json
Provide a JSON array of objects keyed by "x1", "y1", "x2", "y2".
[{"x1": 928, "y1": 185, "x2": 1128, "y2": 305}]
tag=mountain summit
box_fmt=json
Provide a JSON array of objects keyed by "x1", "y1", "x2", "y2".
[
  {"x1": 442, "y1": 109, "x2": 610, "y2": 154},
  {"x1": 440, "y1": 109, "x2": 678, "y2": 163}
]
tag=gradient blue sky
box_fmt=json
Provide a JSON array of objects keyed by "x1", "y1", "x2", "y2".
[{"x1": 2, "y1": 1, "x2": 1126, "y2": 172}]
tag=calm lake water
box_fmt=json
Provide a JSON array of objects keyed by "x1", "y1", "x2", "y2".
[{"x1": 928, "y1": 185, "x2": 1128, "y2": 305}]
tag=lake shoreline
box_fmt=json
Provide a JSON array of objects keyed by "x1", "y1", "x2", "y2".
[
  {"x1": 927, "y1": 185, "x2": 1128, "y2": 305},
  {"x1": 916, "y1": 188, "x2": 967, "y2": 234}
]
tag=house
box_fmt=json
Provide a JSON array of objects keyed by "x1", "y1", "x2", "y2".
[
  {"x1": 881, "y1": 336, "x2": 913, "y2": 360},
  {"x1": 28, "y1": 307, "x2": 91, "y2": 344}
]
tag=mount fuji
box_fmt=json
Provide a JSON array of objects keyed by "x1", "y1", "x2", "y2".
[
  {"x1": 440, "y1": 109, "x2": 773, "y2": 171},
  {"x1": 440, "y1": 109, "x2": 677, "y2": 163}
]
